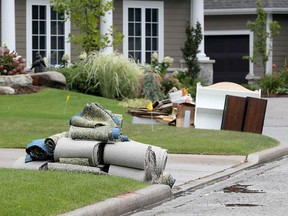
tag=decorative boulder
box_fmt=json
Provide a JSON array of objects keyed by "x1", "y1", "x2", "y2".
[
  {"x1": 0, "y1": 74, "x2": 33, "y2": 88},
  {"x1": 0, "y1": 86, "x2": 15, "y2": 95},
  {"x1": 30, "y1": 71, "x2": 66, "y2": 89}
]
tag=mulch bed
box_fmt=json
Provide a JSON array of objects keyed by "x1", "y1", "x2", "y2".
[{"x1": 14, "y1": 86, "x2": 43, "y2": 95}]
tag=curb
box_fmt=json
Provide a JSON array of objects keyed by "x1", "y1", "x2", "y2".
[
  {"x1": 59, "y1": 184, "x2": 173, "y2": 216},
  {"x1": 171, "y1": 143, "x2": 288, "y2": 196},
  {"x1": 59, "y1": 143, "x2": 288, "y2": 216},
  {"x1": 247, "y1": 143, "x2": 288, "y2": 164}
]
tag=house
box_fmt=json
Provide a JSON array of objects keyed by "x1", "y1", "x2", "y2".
[
  {"x1": 1, "y1": 0, "x2": 288, "y2": 84},
  {"x1": 204, "y1": 0, "x2": 288, "y2": 83}
]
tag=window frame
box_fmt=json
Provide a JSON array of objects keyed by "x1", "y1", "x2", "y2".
[
  {"x1": 123, "y1": 1, "x2": 164, "y2": 64},
  {"x1": 26, "y1": 0, "x2": 71, "y2": 67}
]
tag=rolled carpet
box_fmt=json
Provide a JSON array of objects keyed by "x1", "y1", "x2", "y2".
[
  {"x1": 12, "y1": 156, "x2": 49, "y2": 170},
  {"x1": 69, "y1": 103, "x2": 121, "y2": 128},
  {"x1": 53, "y1": 137, "x2": 104, "y2": 167},
  {"x1": 68, "y1": 125, "x2": 120, "y2": 142},
  {"x1": 44, "y1": 132, "x2": 68, "y2": 153},
  {"x1": 103, "y1": 140, "x2": 167, "y2": 177},
  {"x1": 108, "y1": 165, "x2": 149, "y2": 182},
  {"x1": 103, "y1": 142, "x2": 153, "y2": 170},
  {"x1": 151, "y1": 146, "x2": 168, "y2": 177},
  {"x1": 26, "y1": 139, "x2": 53, "y2": 161},
  {"x1": 47, "y1": 163, "x2": 108, "y2": 175},
  {"x1": 59, "y1": 158, "x2": 90, "y2": 166}
]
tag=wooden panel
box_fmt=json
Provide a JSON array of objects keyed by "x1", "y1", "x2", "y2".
[
  {"x1": 243, "y1": 97, "x2": 267, "y2": 134},
  {"x1": 221, "y1": 95, "x2": 247, "y2": 131}
]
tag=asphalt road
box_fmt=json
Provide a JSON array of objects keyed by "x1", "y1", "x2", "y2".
[
  {"x1": 128, "y1": 97, "x2": 288, "y2": 216},
  {"x1": 130, "y1": 155, "x2": 288, "y2": 216}
]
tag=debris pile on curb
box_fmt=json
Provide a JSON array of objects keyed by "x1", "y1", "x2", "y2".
[
  {"x1": 13, "y1": 102, "x2": 175, "y2": 188},
  {"x1": 128, "y1": 87, "x2": 195, "y2": 127}
]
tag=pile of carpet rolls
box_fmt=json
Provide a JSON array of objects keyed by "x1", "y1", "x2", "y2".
[{"x1": 19, "y1": 102, "x2": 175, "y2": 187}]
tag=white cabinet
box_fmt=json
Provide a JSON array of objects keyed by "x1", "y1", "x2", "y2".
[{"x1": 194, "y1": 82, "x2": 261, "y2": 130}]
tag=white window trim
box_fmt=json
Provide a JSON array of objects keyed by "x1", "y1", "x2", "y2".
[
  {"x1": 123, "y1": 0, "x2": 164, "y2": 64},
  {"x1": 205, "y1": 30, "x2": 254, "y2": 77},
  {"x1": 26, "y1": 0, "x2": 71, "y2": 67}
]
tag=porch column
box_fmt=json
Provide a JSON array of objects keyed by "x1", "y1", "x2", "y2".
[
  {"x1": 100, "y1": 0, "x2": 113, "y2": 54},
  {"x1": 191, "y1": 0, "x2": 209, "y2": 60},
  {"x1": 1, "y1": 0, "x2": 16, "y2": 51}
]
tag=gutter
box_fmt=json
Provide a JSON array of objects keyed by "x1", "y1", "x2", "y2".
[{"x1": 205, "y1": 8, "x2": 288, "y2": 15}]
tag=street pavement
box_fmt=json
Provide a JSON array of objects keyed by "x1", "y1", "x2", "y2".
[{"x1": 1, "y1": 97, "x2": 288, "y2": 216}]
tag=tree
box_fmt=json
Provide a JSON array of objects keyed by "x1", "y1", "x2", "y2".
[
  {"x1": 244, "y1": 0, "x2": 280, "y2": 74},
  {"x1": 181, "y1": 21, "x2": 202, "y2": 81},
  {"x1": 50, "y1": 0, "x2": 123, "y2": 53}
]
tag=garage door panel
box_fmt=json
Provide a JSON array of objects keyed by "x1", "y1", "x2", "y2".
[{"x1": 205, "y1": 35, "x2": 249, "y2": 84}]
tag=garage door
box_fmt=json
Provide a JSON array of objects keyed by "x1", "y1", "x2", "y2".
[{"x1": 205, "y1": 35, "x2": 249, "y2": 84}]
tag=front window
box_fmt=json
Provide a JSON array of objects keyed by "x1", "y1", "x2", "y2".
[
  {"x1": 27, "y1": 0, "x2": 70, "y2": 67},
  {"x1": 123, "y1": 1, "x2": 163, "y2": 64},
  {"x1": 50, "y1": 9, "x2": 65, "y2": 65}
]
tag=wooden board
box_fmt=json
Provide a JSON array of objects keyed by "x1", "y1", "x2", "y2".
[
  {"x1": 243, "y1": 97, "x2": 267, "y2": 134},
  {"x1": 221, "y1": 95, "x2": 247, "y2": 131}
]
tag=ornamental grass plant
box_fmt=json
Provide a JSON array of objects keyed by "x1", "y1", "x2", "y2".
[{"x1": 73, "y1": 51, "x2": 143, "y2": 99}]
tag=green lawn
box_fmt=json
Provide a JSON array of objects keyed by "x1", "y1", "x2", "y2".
[
  {"x1": 0, "y1": 168, "x2": 148, "y2": 216},
  {"x1": 0, "y1": 88, "x2": 278, "y2": 154},
  {"x1": 0, "y1": 88, "x2": 279, "y2": 215}
]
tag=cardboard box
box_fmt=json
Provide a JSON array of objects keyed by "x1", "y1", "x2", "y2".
[{"x1": 176, "y1": 103, "x2": 195, "y2": 128}]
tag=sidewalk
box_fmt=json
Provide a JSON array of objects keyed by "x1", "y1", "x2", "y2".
[{"x1": 1, "y1": 97, "x2": 288, "y2": 216}]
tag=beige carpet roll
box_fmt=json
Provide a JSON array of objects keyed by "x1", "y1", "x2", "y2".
[
  {"x1": 103, "y1": 141, "x2": 150, "y2": 170},
  {"x1": 44, "y1": 132, "x2": 68, "y2": 152},
  {"x1": 54, "y1": 137, "x2": 104, "y2": 167},
  {"x1": 12, "y1": 156, "x2": 49, "y2": 170},
  {"x1": 104, "y1": 140, "x2": 167, "y2": 176},
  {"x1": 108, "y1": 165, "x2": 148, "y2": 182}
]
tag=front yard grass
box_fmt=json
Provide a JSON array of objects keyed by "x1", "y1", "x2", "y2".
[{"x1": 0, "y1": 87, "x2": 279, "y2": 215}]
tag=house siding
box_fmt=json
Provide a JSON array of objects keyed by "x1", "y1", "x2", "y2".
[
  {"x1": 70, "y1": 23, "x2": 80, "y2": 62},
  {"x1": 164, "y1": 0, "x2": 190, "y2": 69},
  {"x1": 113, "y1": 0, "x2": 124, "y2": 52},
  {"x1": 273, "y1": 14, "x2": 288, "y2": 69},
  {"x1": 205, "y1": 15, "x2": 256, "y2": 31},
  {"x1": 15, "y1": 0, "x2": 26, "y2": 57}
]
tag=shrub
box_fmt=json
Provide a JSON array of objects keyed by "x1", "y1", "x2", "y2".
[
  {"x1": 139, "y1": 67, "x2": 164, "y2": 102},
  {"x1": 258, "y1": 65, "x2": 288, "y2": 95},
  {"x1": 139, "y1": 52, "x2": 175, "y2": 101},
  {"x1": 0, "y1": 46, "x2": 26, "y2": 75},
  {"x1": 160, "y1": 73, "x2": 183, "y2": 95},
  {"x1": 74, "y1": 51, "x2": 143, "y2": 99},
  {"x1": 259, "y1": 73, "x2": 281, "y2": 95},
  {"x1": 175, "y1": 70, "x2": 200, "y2": 100}
]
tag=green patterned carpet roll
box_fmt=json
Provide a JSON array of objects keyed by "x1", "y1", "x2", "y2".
[{"x1": 70, "y1": 103, "x2": 122, "y2": 128}]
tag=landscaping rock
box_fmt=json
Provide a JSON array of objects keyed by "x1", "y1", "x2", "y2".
[
  {"x1": 30, "y1": 71, "x2": 66, "y2": 89},
  {"x1": 0, "y1": 74, "x2": 33, "y2": 88},
  {"x1": 0, "y1": 86, "x2": 15, "y2": 95}
]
